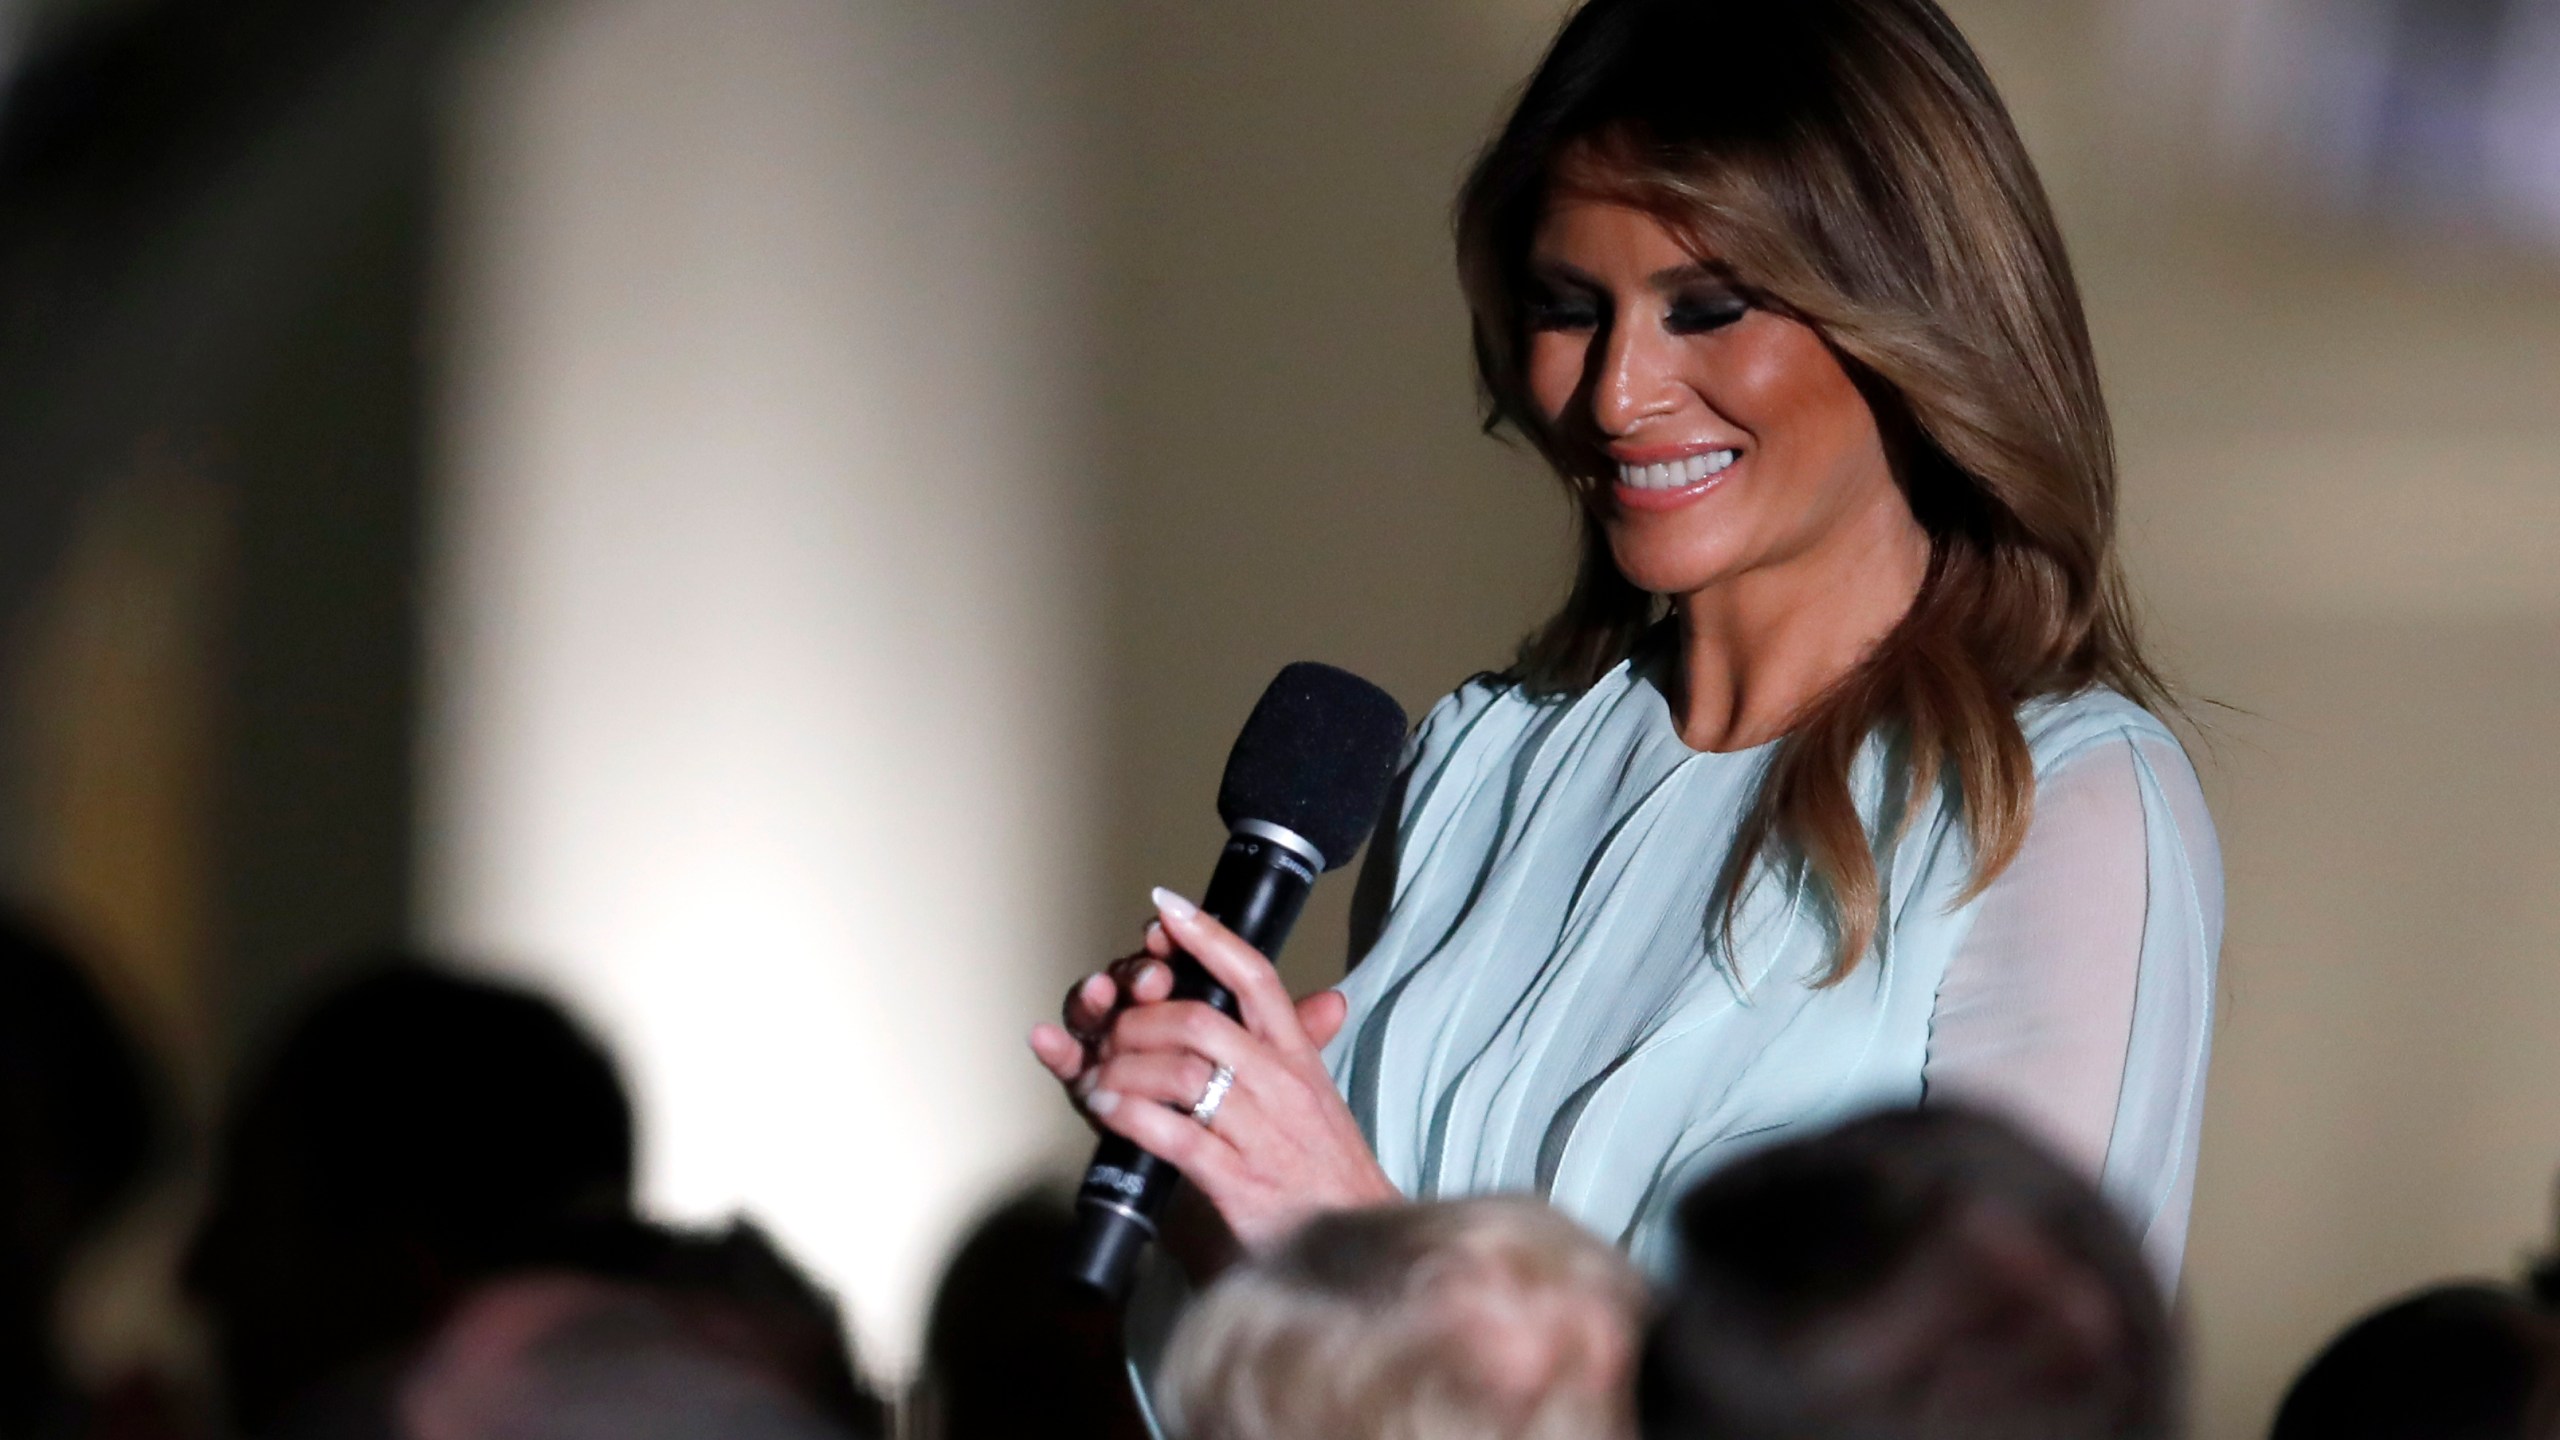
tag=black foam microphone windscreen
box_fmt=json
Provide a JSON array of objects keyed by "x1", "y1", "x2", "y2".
[{"x1": 1216, "y1": 662, "x2": 1411, "y2": 869}]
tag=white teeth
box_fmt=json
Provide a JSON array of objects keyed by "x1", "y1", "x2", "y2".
[{"x1": 1615, "y1": 449, "x2": 1738, "y2": 490}]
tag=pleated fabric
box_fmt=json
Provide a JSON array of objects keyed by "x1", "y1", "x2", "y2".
[{"x1": 1324, "y1": 647, "x2": 2221, "y2": 1280}]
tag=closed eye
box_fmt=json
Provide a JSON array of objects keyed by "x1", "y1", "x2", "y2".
[
  {"x1": 1666, "y1": 290, "x2": 1749, "y2": 335},
  {"x1": 1523, "y1": 259, "x2": 1608, "y2": 332},
  {"x1": 1526, "y1": 286, "x2": 1601, "y2": 334}
]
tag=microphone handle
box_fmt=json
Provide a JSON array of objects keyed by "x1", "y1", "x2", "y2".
[{"x1": 1065, "y1": 828, "x2": 1319, "y2": 1300}]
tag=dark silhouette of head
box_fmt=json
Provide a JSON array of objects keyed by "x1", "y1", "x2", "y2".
[
  {"x1": 186, "y1": 960, "x2": 634, "y2": 1434},
  {"x1": 396, "y1": 1217, "x2": 890, "y2": 1440},
  {"x1": 1640, "y1": 1107, "x2": 2174, "y2": 1440},
  {"x1": 917, "y1": 1188, "x2": 1147, "y2": 1440},
  {"x1": 0, "y1": 911, "x2": 159, "y2": 1435},
  {"x1": 2272, "y1": 1284, "x2": 2560, "y2": 1440},
  {"x1": 541, "y1": 1216, "x2": 886, "y2": 1438}
]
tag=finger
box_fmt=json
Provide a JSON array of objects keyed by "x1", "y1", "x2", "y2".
[
  {"x1": 1088, "y1": 1050, "x2": 1219, "y2": 1114},
  {"x1": 1086, "y1": 1083, "x2": 1241, "y2": 1190},
  {"x1": 1152, "y1": 888, "x2": 1303, "y2": 1046},
  {"x1": 1127, "y1": 958, "x2": 1174, "y2": 1005},
  {"x1": 1028, "y1": 1023, "x2": 1086, "y2": 1083},
  {"x1": 1062, "y1": 972, "x2": 1118, "y2": 1036},
  {"x1": 1296, "y1": 989, "x2": 1350, "y2": 1050},
  {"x1": 1104, "y1": 950, "x2": 1178, "y2": 1005},
  {"x1": 1143, "y1": 919, "x2": 1173, "y2": 958},
  {"x1": 1106, "y1": 999, "x2": 1260, "y2": 1073},
  {"x1": 1093, "y1": 1036, "x2": 1273, "y2": 1150}
]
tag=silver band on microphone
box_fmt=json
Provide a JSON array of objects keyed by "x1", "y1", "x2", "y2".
[
  {"x1": 1231, "y1": 818, "x2": 1327, "y2": 874},
  {"x1": 1078, "y1": 1197, "x2": 1159, "y2": 1238}
]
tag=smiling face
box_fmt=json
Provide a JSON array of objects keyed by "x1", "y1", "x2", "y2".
[{"x1": 1523, "y1": 199, "x2": 1917, "y2": 604}]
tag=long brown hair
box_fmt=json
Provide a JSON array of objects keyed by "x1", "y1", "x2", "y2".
[{"x1": 1455, "y1": 0, "x2": 2170, "y2": 980}]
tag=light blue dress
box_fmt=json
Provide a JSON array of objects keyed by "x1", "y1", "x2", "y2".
[
  {"x1": 1324, "y1": 644, "x2": 2221, "y2": 1281},
  {"x1": 1131, "y1": 644, "x2": 2220, "y2": 1433}
]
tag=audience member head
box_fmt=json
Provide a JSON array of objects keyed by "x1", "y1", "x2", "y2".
[
  {"x1": 1641, "y1": 1107, "x2": 2174, "y2": 1440},
  {"x1": 0, "y1": 911, "x2": 159, "y2": 1433},
  {"x1": 916, "y1": 1187, "x2": 1146, "y2": 1440},
  {"x1": 396, "y1": 1218, "x2": 888, "y2": 1440},
  {"x1": 1161, "y1": 1196, "x2": 1645, "y2": 1440},
  {"x1": 2270, "y1": 1284, "x2": 2560, "y2": 1440},
  {"x1": 186, "y1": 960, "x2": 635, "y2": 1434}
]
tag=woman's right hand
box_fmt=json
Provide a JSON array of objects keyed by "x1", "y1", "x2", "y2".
[
  {"x1": 1027, "y1": 920, "x2": 1182, "y2": 1117},
  {"x1": 1026, "y1": 916, "x2": 1354, "y2": 1136}
]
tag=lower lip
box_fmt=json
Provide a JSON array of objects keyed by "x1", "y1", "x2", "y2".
[{"x1": 1610, "y1": 461, "x2": 1735, "y2": 512}]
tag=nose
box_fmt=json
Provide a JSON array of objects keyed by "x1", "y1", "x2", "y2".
[{"x1": 1588, "y1": 313, "x2": 1680, "y2": 437}]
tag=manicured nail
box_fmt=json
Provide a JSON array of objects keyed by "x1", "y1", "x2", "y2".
[
  {"x1": 1144, "y1": 920, "x2": 1165, "y2": 946},
  {"x1": 1136, "y1": 962, "x2": 1166, "y2": 989},
  {"x1": 1080, "y1": 972, "x2": 1110, "y2": 1002},
  {"x1": 1152, "y1": 887, "x2": 1199, "y2": 921},
  {"x1": 1086, "y1": 1089, "x2": 1121, "y2": 1117},
  {"x1": 1072, "y1": 1070, "x2": 1098, "y2": 1101}
]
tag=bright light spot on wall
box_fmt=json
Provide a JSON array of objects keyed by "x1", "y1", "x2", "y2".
[{"x1": 421, "y1": 0, "x2": 1097, "y2": 1378}]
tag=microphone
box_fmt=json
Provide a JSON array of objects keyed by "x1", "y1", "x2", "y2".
[{"x1": 1065, "y1": 661, "x2": 1409, "y2": 1300}]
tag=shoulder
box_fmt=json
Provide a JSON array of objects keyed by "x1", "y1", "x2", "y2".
[
  {"x1": 2010, "y1": 688, "x2": 2221, "y2": 889},
  {"x1": 2017, "y1": 687, "x2": 2194, "y2": 787},
  {"x1": 1405, "y1": 670, "x2": 1562, "y2": 771}
]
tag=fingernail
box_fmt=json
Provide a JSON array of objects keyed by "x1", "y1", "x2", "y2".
[
  {"x1": 1080, "y1": 972, "x2": 1110, "y2": 1000},
  {"x1": 1086, "y1": 1089, "x2": 1121, "y2": 1117},
  {"x1": 1072, "y1": 1071, "x2": 1097, "y2": 1101},
  {"x1": 1144, "y1": 920, "x2": 1165, "y2": 945},
  {"x1": 1137, "y1": 962, "x2": 1165, "y2": 988},
  {"x1": 1151, "y1": 886, "x2": 1199, "y2": 921}
]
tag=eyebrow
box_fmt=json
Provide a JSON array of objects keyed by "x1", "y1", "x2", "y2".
[{"x1": 1528, "y1": 257, "x2": 1730, "y2": 291}]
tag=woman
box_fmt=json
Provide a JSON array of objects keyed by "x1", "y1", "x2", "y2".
[{"x1": 1030, "y1": 0, "x2": 2219, "y2": 1291}]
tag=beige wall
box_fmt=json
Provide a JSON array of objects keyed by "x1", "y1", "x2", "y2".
[
  {"x1": 421, "y1": 0, "x2": 2560, "y2": 1426},
  {"x1": 1084, "y1": 0, "x2": 1570, "y2": 994}
]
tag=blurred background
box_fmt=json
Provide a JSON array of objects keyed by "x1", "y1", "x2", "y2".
[{"x1": 0, "y1": 0, "x2": 2553, "y2": 1435}]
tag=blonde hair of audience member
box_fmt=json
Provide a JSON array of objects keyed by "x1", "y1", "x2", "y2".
[{"x1": 1160, "y1": 1198, "x2": 1644, "y2": 1440}]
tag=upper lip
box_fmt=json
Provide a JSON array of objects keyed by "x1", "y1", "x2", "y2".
[{"x1": 1606, "y1": 441, "x2": 1744, "y2": 466}]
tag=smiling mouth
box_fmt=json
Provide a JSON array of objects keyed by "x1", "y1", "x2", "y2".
[{"x1": 1614, "y1": 449, "x2": 1738, "y2": 491}]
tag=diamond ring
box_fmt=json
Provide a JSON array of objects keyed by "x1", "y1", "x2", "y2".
[{"x1": 1190, "y1": 1063, "x2": 1237, "y2": 1127}]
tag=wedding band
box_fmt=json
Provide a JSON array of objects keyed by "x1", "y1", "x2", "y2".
[{"x1": 1190, "y1": 1063, "x2": 1236, "y2": 1127}]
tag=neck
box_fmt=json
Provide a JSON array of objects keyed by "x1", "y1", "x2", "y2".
[{"x1": 1665, "y1": 491, "x2": 1931, "y2": 753}]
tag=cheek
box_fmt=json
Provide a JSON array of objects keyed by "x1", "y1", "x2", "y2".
[
  {"x1": 1524, "y1": 332, "x2": 1587, "y2": 428},
  {"x1": 1706, "y1": 322, "x2": 1823, "y2": 434},
  {"x1": 1710, "y1": 323, "x2": 1880, "y2": 487}
]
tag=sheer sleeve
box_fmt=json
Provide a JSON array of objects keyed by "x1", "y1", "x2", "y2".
[{"x1": 1924, "y1": 730, "x2": 2221, "y2": 1285}]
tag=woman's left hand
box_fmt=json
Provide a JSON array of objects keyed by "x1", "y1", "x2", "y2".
[{"x1": 1066, "y1": 888, "x2": 1400, "y2": 1251}]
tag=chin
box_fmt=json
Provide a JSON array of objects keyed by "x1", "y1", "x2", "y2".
[{"x1": 1604, "y1": 530, "x2": 1744, "y2": 599}]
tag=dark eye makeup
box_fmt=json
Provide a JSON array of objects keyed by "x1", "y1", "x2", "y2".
[
  {"x1": 1523, "y1": 272, "x2": 1751, "y2": 337},
  {"x1": 1525, "y1": 281, "x2": 1601, "y2": 333},
  {"x1": 1666, "y1": 288, "x2": 1750, "y2": 334}
]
